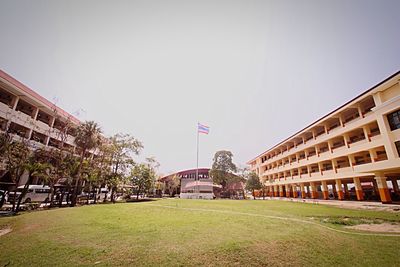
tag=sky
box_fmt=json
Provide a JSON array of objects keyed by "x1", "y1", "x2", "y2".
[{"x1": 0, "y1": 0, "x2": 399, "y2": 174}]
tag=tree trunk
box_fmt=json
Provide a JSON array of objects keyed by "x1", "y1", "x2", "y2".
[
  {"x1": 103, "y1": 188, "x2": 108, "y2": 202},
  {"x1": 11, "y1": 187, "x2": 17, "y2": 212},
  {"x1": 16, "y1": 173, "x2": 33, "y2": 212},
  {"x1": 252, "y1": 189, "x2": 256, "y2": 200},
  {"x1": 71, "y1": 149, "x2": 86, "y2": 207},
  {"x1": 66, "y1": 184, "x2": 71, "y2": 206},
  {"x1": 110, "y1": 187, "x2": 115, "y2": 203},
  {"x1": 136, "y1": 186, "x2": 141, "y2": 200},
  {"x1": 59, "y1": 189, "x2": 65, "y2": 208},
  {"x1": 94, "y1": 187, "x2": 99, "y2": 204},
  {"x1": 49, "y1": 184, "x2": 55, "y2": 208},
  {"x1": 86, "y1": 181, "x2": 91, "y2": 205},
  {"x1": 11, "y1": 170, "x2": 23, "y2": 212}
]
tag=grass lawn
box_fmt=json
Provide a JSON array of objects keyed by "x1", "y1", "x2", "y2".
[{"x1": 1, "y1": 199, "x2": 400, "y2": 266}]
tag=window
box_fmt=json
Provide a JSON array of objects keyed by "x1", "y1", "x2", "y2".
[
  {"x1": 396, "y1": 141, "x2": 400, "y2": 157},
  {"x1": 387, "y1": 109, "x2": 400, "y2": 131}
]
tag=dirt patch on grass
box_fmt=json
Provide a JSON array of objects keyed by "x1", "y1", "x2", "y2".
[
  {"x1": 346, "y1": 223, "x2": 400, "y2": 233},
  {"x1": 0, "y1": 226, "x2": 12, "y2": 237}
]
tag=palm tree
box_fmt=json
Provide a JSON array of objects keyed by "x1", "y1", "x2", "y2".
[
  {"x1": 15, "y1": 152, "x2": 50, "y2": 212},
  {"x1": 70, "y1": 121, "x2": 102, "y2": 206}
]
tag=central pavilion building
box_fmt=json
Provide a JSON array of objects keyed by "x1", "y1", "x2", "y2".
[{"x1": 248, "y1": 71, "x2": 400, "y2": 204}]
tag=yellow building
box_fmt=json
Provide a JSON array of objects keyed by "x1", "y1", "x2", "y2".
[{"x1": 248, "y1": 71, "x2": 400, "y2": 204}]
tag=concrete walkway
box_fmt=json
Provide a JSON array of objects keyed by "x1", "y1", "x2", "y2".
[{"x1": 259, "y1": 197, "x2": 400, "y2": 212}]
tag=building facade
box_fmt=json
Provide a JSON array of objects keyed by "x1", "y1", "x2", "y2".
[
  {"x1": 0, "y1": 69, "x2": 82, "y2": 186},
  {"x1": 160, "y1": 168, "x2": 214, "y2": 199},
  {"x1": 248, "y1": 71, "x2": 400, "y2": 204}
]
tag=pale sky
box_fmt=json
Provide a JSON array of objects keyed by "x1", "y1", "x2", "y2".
[{"x1": 0, "y1": 0, "x2": 399, "y2": 174}]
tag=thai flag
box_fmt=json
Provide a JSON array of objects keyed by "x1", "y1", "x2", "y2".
[{"x1": 198, "y1": 123, "x2": 210, "y2": 134}]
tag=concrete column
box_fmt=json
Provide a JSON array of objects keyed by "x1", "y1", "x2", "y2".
[
  {"x1": 339, "y1": 115, "x2": 345, "y2": 127},
  {"x1": 269, "y1": 186, "x2": 273, "y2": 197},
  {"x1": 310, "y1": 182, "x2": 318, "y2": 199},
  {"x1": 273, "y1": 185, "x2": 278, "y2": 197},
  {"x1": 362, "y1": 125, "x2": 371, "y2": 142},
  {"x1": 27, "y1": 129, "x2": 33, "y2": 140},
  {"x1": 279, "y1": 185, "x2": 284, "y2": 197},
  {"x1": 357, "y1": 104, "x2": 364, "y2": 118},
  {"x1": 300, "y1": 183, "x2": 306, "y2": 199},
  {"x1": 315, "y1": 144, "x2": 320, "y2": 157},
  {"x1": 348, "y1": 155, "x2": 355, "y2": 168},
  {"x1": 11, "y1": 96, "x2": 19, "y2": 110},
  {"x1": 343, "y1": 133, "x2": 350, "y2": 148},
  {"x1": 353, "y1": 177, "x2": 364, "y2": 201},
  {"x1": 372, "y1": 179, "x2": 379, "y2": 198},
  {"x1": 292, "y1": 184, "x2": 297, "y2": 198},
  {"x1": 306, "y1": 185, "x2": 311, "y2": 198},
  {"x1": 335, "y1": 179, "x2": 344, "y2": 200},
  {"x1": 369, "y1": 150, "x2": 377, "y2": 163},
  {"x1": 324, "y1": 124, "x2": 329, "y2": 134},
  {"x1": 321, "y1": 181, "x2": 329, "y2": 200},
  {"x1": 327, "y1": 140, "x2": 333, "y2": 153},
  {"x1": 375, "y1": 113, "x2": 397, "y2": 160},
  {"x1": 343, "y1": 183, "x2": 350, "y2": 199},
  {"x1": 32, "y1": 108, "x2": 39, "y2": 120},
  {"x1": 331, "y1": 159, "x2": 338, "y2": 173},
  {"x1": 318, "y1": 162, "x2": 323, "y2": 175},
  {"x1": 285, "y1": 185, "x2": 291, "y2": 198},
  {"x1": 332, "y1": 183, "x2": 337, "y2": 198},
  {"x1": 49, "y1": 117, "x2": 56, "y2": 128},
  {"x1": 375, "y1": 175, "x2": 392, "y2": 204}
]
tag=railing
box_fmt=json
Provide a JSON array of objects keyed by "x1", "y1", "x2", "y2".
[{"x1": 258, "y1": 110, "x2": 378, "y2": 166}]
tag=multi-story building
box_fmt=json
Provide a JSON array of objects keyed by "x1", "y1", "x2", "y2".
[
  {"x1": 248, "y1": 71, "x2": 400, "y2": 204},
  {"x1": 0, "y1": 69, "x2": 81, "y2": 185},
  {"x1": 160, "y1": 168, "x2": 214, "y2": 199}
]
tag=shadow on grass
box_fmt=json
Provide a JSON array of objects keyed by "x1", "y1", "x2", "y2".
[
  {"x1": 126, "y1": 198, "x2": 159, "y2": 203},
  {"x1": 0, "y1": 211, "x2": 16, "y2": 217}
]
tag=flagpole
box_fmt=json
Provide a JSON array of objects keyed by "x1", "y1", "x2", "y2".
[{"x1": 196, "y1": 123, "x2": 199, "y2": 196}]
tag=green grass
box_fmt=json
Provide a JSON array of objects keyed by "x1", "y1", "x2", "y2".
[{"x1": 1, "y1": 199, "x2": 400, "y2": 266}]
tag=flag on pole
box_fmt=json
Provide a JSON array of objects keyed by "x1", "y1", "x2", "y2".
[{"x1": 198, "y1": 123, "x2": 210, "y2": 134}]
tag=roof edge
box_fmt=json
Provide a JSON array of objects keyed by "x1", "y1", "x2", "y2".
[{"x1": 247, "y1": 70, "x2": 400, "y2": 164}]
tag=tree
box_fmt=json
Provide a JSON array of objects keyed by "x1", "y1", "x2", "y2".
[
  {"x1": 71, "y1": 121, "x2": 102, "y2": 207},
  {"x1": 261, "y1": 183, "x2": 267, "y2": 200},
  {"x1": 167, "y1": 174, "x2": 180, "y2": 197},
  {"x1": 0, "y1": 132, "x2": 12, "y2": 207},
  {"x1": 15, "y1": 150, "x2": 50, "y2": 212},
  {"x1": 209, "y1": 150, "x2": 237, "y2": 197},
  {"x1": 4, "y1": 140, "x2": 30, "y2": 211},
  {"x1": 130, "y1": 163, "x2": 155, "y2": 200},
  {"x1": 106, "y1": 133, "x2": 143, "y2": 202},
  {"x1": 245, "y1": 172, "x2": 262, "y2": 200}
]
